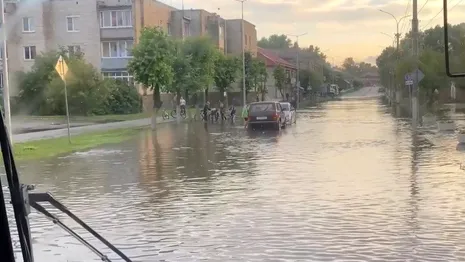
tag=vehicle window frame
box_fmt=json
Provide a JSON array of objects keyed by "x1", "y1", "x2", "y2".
[{"x1": 249, "y1": 103, "x2": 276, "y2": 113}]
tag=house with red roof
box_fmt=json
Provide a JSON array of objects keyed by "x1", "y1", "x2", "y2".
[{"x1": 257, "y1": 47, "x2": 297, "y2": 100}]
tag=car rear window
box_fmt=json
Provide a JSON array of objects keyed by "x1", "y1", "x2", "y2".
[
  {"x1": 280, "y1": 103, "x2": 290, "y2": 111},
  {"x1": 250, "y1": 103, "x2": 276, "y2": 112}
]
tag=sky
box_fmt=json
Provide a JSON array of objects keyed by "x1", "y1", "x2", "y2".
[{"x1": 162, "y1": 0, "x2": 465, "y2": 65}]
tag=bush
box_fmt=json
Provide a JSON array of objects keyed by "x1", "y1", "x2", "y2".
[
  {"x1": 15, "y1": 50, "x2": 141, "y2": 116},
  {"x1": 103, "y1": 79, "x2": 142, "y2": 115}
]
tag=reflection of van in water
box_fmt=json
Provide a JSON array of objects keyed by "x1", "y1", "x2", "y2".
[{"x1": 329, "y1": 84, "x2": 339, "y2": 96}]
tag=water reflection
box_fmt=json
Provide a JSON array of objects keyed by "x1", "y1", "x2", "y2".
[{"x1": 8, "y1": 99, "x2": 465, "y2": 261}]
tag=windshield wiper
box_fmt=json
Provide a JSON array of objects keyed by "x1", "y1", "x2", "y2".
[{"x1": 0, "y1": 108, "x2": 133, "y2": 261}]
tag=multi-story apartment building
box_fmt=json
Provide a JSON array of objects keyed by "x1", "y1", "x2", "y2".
[
  {"x1": 3, "y1": 0, "x2": 101, "y2": 95},
  {"x1": 98, "y1": 0, "x2": 135, "y2": 85},
  {"x1": 0, "y1": 0, "x2": 257, "y2": 98},
  {"x1": 170, "y1": 9, "x2": 226, "y2": 53}
]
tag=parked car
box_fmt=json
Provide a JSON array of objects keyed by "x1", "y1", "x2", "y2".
[
  {"x1": 248, "y1": 101, "x2": 286, "y2": 131},
  {"x1": 280, "y1": 102, "x2": 296, "y2": 125}
]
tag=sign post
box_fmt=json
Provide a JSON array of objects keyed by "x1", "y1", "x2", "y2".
[{"x1": 55, "y1": 55, "x2": 71, "y2": 143}]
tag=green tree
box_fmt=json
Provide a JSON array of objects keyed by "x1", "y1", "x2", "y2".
[
  {"x1": 183, "y1": 36, "x2": 219, "y2": 102},
  {"x1": 273, "y1": 65, "x2": 287, "y2": 99},
  {"x1": 16, "y1": 51, "x2": 64, "y2": 114},
  {"x1": 214, "y1": 54, "x2": 240, "y2": 103},
  {"x1": 257, "y1": 34, "x2": 292, "y2": 49},
  {"x1": 128, "y1": 26, "x2": 174, "y2": 129},
  {"x1": 167, "y1": 40, "x2": 193, "y2": 120},
  {"x1": 299, "y1": 69, "x2": 311, "y2": 91},
  {"x1": 17, "y1": 50, "x2": 110, "y2": 116},
  {"x1": 255, "y1": 60, "x2": 268, "y2": 101}
]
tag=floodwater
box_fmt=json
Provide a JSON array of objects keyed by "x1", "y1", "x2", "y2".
[{"x1": 9, "y1": 98, "x2": 465, "y2": 261}]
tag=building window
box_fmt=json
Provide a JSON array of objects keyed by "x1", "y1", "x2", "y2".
[
  {"x1": 67, "y1": 16, "x2": 79, "y2": 32},
  {"x1": 102, "y1": 71, "x2": 134, "y2": 86},
  {"x1": 68, "y1": 45, "x2": 81, "y2": 56},
  {"x1": 22, "y1": 17, "x2": 34, "y2": 32},
  {"x1": 100, "y1": 10, "x2": 132, "y2": 28},
  {"x1": 167, "y1": 23, "x2": 171, "y2": 36},
  {"x1": 245, "y1": 34, "x2": 247, "y2": 45},
  {"x1": 101, "y1": 40, "x2": 133, "y2": 58},
  {"x1": 249, "y1": 35, "x2": 251, "y2": 45},
  {"x1": 23, "y1": 46, "x2": 36, "y2": 60}
]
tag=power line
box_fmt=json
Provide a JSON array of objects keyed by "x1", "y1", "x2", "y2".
[
  {"x1": 421, "y1": 5, "x2": 444, "y2": 30},
  {"x1": 451, "y1": 0, "x2": 464, "y2": 10},
  {"x1": 421, "y1": 0, "x2": 463, "y2": 30},
  {"x1": 418, "y1": 0, "x2": 430, "y2": 14},
  {"x1": 400, "y1": 0, "x2": 411, "y2": 34}
]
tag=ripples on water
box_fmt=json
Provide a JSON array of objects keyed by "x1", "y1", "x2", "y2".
[{"x1": 5, "y1": 99, "x2": 465, "y2": 261}]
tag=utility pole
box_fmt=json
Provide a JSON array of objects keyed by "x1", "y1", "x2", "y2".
[
  {"x1": 235, "y1": 0, "x2": 246, "y2": 106},
  {"x1": 1, "y1": 0, "x2": 11, "y2": 143},
  {"x1": 412, "y1": 0, "x2": 419, "y2": 127},
  {"x1": 287, "y1": 33, "x2": 307, "y2": 110}
]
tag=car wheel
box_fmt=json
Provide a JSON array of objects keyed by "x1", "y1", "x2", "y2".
[{"x1": 275, "y1": 121, "x2": 281, "y2": 131}]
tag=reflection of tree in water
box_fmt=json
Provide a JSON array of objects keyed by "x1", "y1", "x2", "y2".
[
  {"x1": 137, "y1": 129, "x2": 177, "y2": 203},
  {"x1": 180, "y1": 123, "x2": 212, "y2": 179}
]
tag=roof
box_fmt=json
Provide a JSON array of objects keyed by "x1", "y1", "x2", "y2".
[{"x1": 257, "y1": 47, "x2": 296, "y2": 70}]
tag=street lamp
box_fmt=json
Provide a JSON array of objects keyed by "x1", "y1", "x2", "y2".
[
  {"x1": 286, "y1": 32, "x2": 307, "y2": 110},
  {"x1": 380, "y1": 32, "x2": 395, "y2": 47},
  {"x1": 378, "y1": 10, "x2": 410, "y2": 105},
  {"x1": 0, "y1": 0, "x2": 11, "y2": 143},
  {"x1": 378, "y1": 9, "x2": 410, "y2": 51},
  {"x1": 235, "y1": 0, "x2": 246, "y2": 106}
]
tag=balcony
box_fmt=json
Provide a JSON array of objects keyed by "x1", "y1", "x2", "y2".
[
  {"x1": 100, "y1": 27, "x2": 133, "y2": 39},
  {"x1": 101, "y1": 57, "x2": 131, "y2": 70}
]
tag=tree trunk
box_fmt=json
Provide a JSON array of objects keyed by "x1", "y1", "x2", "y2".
[
  {"x1": 219, "y1": 87, "x2": 225, "y2": 103},
  {"x1": 204, "y1": 88, "x2": 209, "y2": 103},
  {"x1": 151, "y1": 84, "x2": 162, "y2": 130}
]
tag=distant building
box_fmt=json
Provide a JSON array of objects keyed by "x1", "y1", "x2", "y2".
[
  {"x1": 257, "y1": 47, "x2": 296, "y2": 100},
  {"x1": 226, "y1": 19, "x2": 257, "y2": 57}
]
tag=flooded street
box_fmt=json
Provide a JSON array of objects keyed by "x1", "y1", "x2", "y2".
[{"x1": 14, "y1": 98, "x2": 465, "y2": 261}]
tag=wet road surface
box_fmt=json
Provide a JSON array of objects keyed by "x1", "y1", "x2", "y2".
[{"x1": 9, "y1": 98, "x2": 465, "y2": 261}]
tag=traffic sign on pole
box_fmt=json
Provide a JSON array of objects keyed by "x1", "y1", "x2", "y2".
[
  {"x1": 55, "y1": 55, "x2": 68, "y2": 81},
  {"x1": 404, "y1": 73, "x2": 413, "y2": 85},
  {"x1": 55, "y1": 55, "x2": 71, "y2": 143}
]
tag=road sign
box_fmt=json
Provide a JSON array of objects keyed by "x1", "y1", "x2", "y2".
[
  {"x1": 404, "y1": 73, "x2": 412, "y2": 81},
  {"x1": 404, "y1": 69, "x2": 425, "y2": 86},
  {"x1": 55, "y1": 55, "x2": 71, "y2": 143},
  {"x1": 404, "y1": 73, "x2": 413, "y2": 85},
  {"x1": 412, "y1": 69, "x2": 424, "y2": 83},
  {"x1": 55, "y1": 55, "x2": 68, "y2": 81}
]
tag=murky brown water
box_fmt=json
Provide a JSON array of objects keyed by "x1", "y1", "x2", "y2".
[{"x1": 8, "y1": 99, "x2": 465, "y2": 261}]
